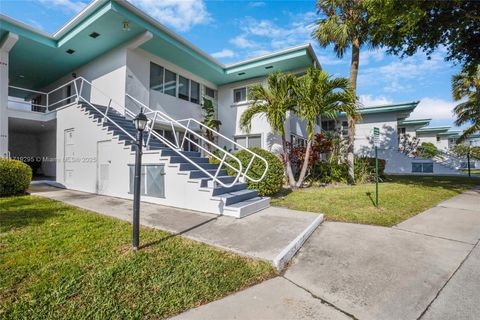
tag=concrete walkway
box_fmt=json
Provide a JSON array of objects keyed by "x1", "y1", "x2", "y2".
[
  {"x1": 174, "y1": 188, "x2": 480, "y2": 320},
  {"x1": 29, "y1": 184, "x2": 322, "y2": 270}
]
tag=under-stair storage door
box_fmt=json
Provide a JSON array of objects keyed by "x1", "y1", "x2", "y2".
[
  {"x1": 64, "y1": 129, "x2": 75, "y2": 186},
  {"x1": 129, "y1": 164, "x2": 165, "y2": 198},
  {"x1": 97, "y1": 140, "x2": 113, "y2": 195}
]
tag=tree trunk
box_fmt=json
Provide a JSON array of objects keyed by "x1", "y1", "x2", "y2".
[
  {"x1": 282, "y1": 133, "x2": 297, "y2": 188},
  {"x1": 295, "y1": 139, "x2": 312, "y2": 188},
  {"x1": 347, "y1": 37, "x2": 360, "y2": 184}
]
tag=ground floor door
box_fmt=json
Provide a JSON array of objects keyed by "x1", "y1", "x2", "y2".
[
  {"x1": 64, "y1": 129, "x2": 75, "y2": 185},
  {"x1": 97, "y1": 140, "x2": 113, "y2": 195}
]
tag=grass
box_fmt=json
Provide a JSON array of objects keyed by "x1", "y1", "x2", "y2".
[
  {"x1": 463, "y1": 169, "x2": 480, "y2": 174},
  {"x1": 272, "y1": 175, "x2": 480, "y2": 227},
  {"x1": 0, "y1": 196, "x2": 275, "y2": 319}
]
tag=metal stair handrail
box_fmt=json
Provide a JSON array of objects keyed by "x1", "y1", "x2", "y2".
[{"x1": 125, "y1": 93, "x2": 269, "y2": 184}]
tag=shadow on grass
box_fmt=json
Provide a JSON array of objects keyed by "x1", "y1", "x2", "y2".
[
  {"x1": 271, "y1": 188, "x2": 292, "y2": 199},
  {"x1": 384, "y1": 175, "x2": 480, "y2": 193},
  {"x1": 0, "y1": 196, "x2": 67, "y2": 233},
  {"x1": 139, "y1": 217, "x2": 219, "y2": 250},
  {"x1": 365, "y1": 192, "x2": 376, "y2": 207}
]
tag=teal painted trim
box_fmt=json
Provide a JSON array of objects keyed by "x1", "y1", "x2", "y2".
[
  {"x1": 0, "y1": 19, "x2": 56, "y2": 47},
  {"x1": 438, "y1": 131, "x2": 461, "y2": 136},
  {"x1": 111, "y1": 2, "x2": 224, "y2": 74},
  {"x1": 57, "y1": 2, "x2": 113, "y2": 47},
  {"x1": 416, "y1": 126, "x2": 451, "y2": 133},
  {"x1": 339, "y1": 103, "x2": 418, "y2": 116},
  {"x1": 398, "y1": 119, "x2": 431, "y2": 126},
  {"x1": 225, "y1": 50, "x2": 307, "y2": 74}
]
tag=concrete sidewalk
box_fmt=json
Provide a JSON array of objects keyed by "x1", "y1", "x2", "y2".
[
  {"x1": 174, "y1": 188, "x2": 480, "y2": 320},
  {"x1": 29, "y1": 184, "x2": 322, "y2": 270}
]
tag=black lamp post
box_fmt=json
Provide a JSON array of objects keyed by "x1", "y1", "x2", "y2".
[
  {"x1": 467, "y1": 141, "x2": 472, "y2": 177},
  {"x1": 132, "y1": 109, "x2": 148, "y2": 250}
]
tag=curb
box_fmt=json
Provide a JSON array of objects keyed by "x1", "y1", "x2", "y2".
[{"x1": 273, "y1": 214, "x2": 324, "y2": 271}]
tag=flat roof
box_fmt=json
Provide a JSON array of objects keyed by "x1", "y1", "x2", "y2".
[
  {"x1": 0, "y1": 0, "x2": 319, "y2": 88},
  {"x1": 416, "y1": 126, "x2": 451, "y2": 133}
]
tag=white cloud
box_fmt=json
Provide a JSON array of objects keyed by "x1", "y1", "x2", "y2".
[
  {"x1": 39, "y1": 0, "x2": 87, "y2": 13},
  {"x1": 248, "y1": 1, "x2": 267, "y2": 7},
  {"x1": 359, "y1": 95, "x2": 393, "y2": 107},
  {"x1": 128, "y1": 0, "x2": 211, "y2": 31},
  {"x1": 410, "y1": 97, "x2": 456, "y2": 121},
  {"x1": 211, "y1": 49, "x2": 235, "y2": 59},
  {"x1": 230, "y1": 35, "x2": 258, "y2": 49}
]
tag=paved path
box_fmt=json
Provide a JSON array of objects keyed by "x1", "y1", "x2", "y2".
[
  {"x1": 29, "y1": 184, "x2": 322, "y2": 270},
  {"x1": 174, "y1": 188, "x2": 480, "y2": 320}
]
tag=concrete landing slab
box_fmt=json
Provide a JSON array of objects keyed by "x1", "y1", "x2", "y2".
[
  {"x1": 171, "y1": 277, "x2": 351, "y2": 320},
  {"x1": 394, "y1": 206, "x2": 480, "y2": 244},
  {"x1": 284, "y1": 222, "x2": 473, "y2": 320},
  {"x1": 29, "y1": 185, "x2": 322, "y2": 270},
  {"x1": 422, "y1": 243, "x2": 480, "y2": 320}
]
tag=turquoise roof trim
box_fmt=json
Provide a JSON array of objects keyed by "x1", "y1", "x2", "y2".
[
  {"x1": 1, "y1": 0, "x2": 318, "y2": 88},
  {"x1": 398, "y1": 118, "x2": 431, "y2": 126},
  {"x1": 339, "y1": 101, "x2": 419, "y2": 116},
  {"x1": 416, "y1": 126, "x2": 451, "y2": 133}
]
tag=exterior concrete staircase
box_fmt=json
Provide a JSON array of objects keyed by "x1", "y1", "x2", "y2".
[{"x1": 80, "y1": 102, "x2": 270, "y2": 218}]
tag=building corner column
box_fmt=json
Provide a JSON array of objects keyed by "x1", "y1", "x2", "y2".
[{"x1": 0, "y1": 32, "x2": 19, "y2": 158}]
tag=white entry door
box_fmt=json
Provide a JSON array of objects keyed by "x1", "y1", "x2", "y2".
[
  {"x1": 97, "y1": 140, "x2": 113, "y2": 194},
  {"x1": 64, "y1": 129, "x2": 75, "y2": 186}
]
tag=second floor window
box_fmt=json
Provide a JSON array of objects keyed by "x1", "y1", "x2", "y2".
[
  {"x1": 191, "y1": 81, "x2": 200, "y2": 104},
  {"x1": 321, "y1": 120, "x2": 335, "y2": 132},
  {"x1": 233, "y1": 87, "x2": 247, "y2": 103},
  {"x1": 178, "y1": 76, "x2": 189, "y2": 101}
]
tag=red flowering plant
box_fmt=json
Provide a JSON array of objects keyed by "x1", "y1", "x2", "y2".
[{"x1": 280, "y1": 133, "x2": 333, "y2": 178}]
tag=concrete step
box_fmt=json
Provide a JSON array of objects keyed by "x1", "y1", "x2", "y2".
[
  {"x1": 211, "y1": 182, "x2": 248, "y2": 196},
  {"x1": 170, "y1": 156, "x2": 209, "y2": 164},
  {"x1": 196, "y1": 176, "x2": 237, "y2": 188},
  {"x1": 161, "y1": 149, "x2": 201, "y2": 158},
  {"x1": 213, "y1": 189, "x2": 259, "y2": 206},
  {"x1": 223, "y1": 197, "x2": 271, "y2": 218},
  {"x1": 179, "y1": 162, "x2": 219, "y2": 171},
  {"x1": 189, "y1": 169, "x2": 228, "y2": 179}
]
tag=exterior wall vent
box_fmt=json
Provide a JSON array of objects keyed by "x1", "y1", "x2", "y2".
[
  {"x1": 89, "y1": 32, "x2": 100, "y2": 38},
  {"x1": 265, "y1": 66, "x2": 273, "y2": 69},
  {"x1": 238, "y1": 72, "x2": 246, "y2": 75},
  {"x1": 66, "y1": 49, "x2": 75, "y2": 54}
]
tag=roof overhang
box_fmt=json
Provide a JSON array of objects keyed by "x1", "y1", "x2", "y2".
[
  {"x1": 338, "y1": 101, "x2": 419, "y2": 117},
  {"x1": 398, "y1": 118, "x2": 431, "y2": 127},
  {"x1": 0, "y1": 0, "x2": 318, "y2": 89},
  {"x1": 416, "y1": 126, "x2": 451, "y2": 134}
]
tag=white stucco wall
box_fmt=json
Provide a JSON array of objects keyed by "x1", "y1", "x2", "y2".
[
  {"x1": 125, "y1": 48, "x2": 217, "y2": 121},
  {"x1": 42, "y1": 46, "x2": 128, "y2": 113}
]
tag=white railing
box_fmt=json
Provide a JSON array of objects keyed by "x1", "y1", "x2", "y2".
[
  {"x1": 7, "y1": 77, "x2": 269, "y2": 188},
  {"x1": 126, "y1": 94, "x2": 269, "y2": 187}
]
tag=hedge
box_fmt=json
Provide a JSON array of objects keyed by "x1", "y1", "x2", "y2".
[
  {"x1": 227, "y1": 147, "x2": 283, "y2": 196},
  {"x1": 0, "y1": 158, "x2": 32, "y2": 196}
]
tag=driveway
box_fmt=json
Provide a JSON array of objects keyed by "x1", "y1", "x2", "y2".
[{"x1": 174, "y1": 188, "x2": 480, "y2": 320}]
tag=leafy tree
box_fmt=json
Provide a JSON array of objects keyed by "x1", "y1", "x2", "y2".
[
  {"x1": 366, "y1": 0, "x2": 480, "y2": 73},
  {"x1": 201, "y1": 97, "x2": 222, "y2": 152},
  {"x1": 240, "y1": 72, "x2": 298, "y2": 187},
  {"x1": 312, "y1": 0, "x2": 372, "y2": 184},
  {"x1": 294, "y1": 67, "x2": 356, "y2": 186},
  {"x1": 419, "y1": 142, "x2": 440, "y2": 159},
  {"x1": 452, "y1": 65, "x2": 480, "y2": 143},
  {"x1": 399, "y1": 133, "x2": 420, "y2": 157},
  {"x1": 451, "y1": 144, "x2": 480, "y2": 160}
]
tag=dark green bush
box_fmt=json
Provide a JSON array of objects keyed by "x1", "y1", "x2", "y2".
[
  {"x1": 227, "y1": 147, "x2": 283, "y2": 196},
  {"x1": 0, "y1": 158, "x2": 32, "y2": 196},
  {"x1": 311, "y1": 157, "x2": 386, "y2": 184},
  {"x1": 419, "y1": 142, "x2": 439, "y2": 159}
]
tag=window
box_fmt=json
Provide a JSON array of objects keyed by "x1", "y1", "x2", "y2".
[
  {"x1": 234, "y1": 87, "x2": 247, "y2": 103},
  {"x1": 234, "y1": 135, "x2": 261, "y2": 150},
  {"x1": 150, "y1": 62, "x2": 164, "y2": 92},
  {"x1": 412, "y1": 162, "x2": 433, "y2": 173},
  {"x1": 191, "y1": 81, "x2": 200, "y2": 104},
  {"x1": 321, "y1": 120, "x2": 335, "y2": 132},
  {"x1": 129, "y1": 164, "x2": 165, "y2": 198},
  {"x1": 342, "y1": 121, "x2": 348, "y2": 136},
  {"x1": 291, "y1": 135, "x2": 306, "y2": 148},
  {"x1": 178, "y1": 76, "x2": 189, "y2": 101},
  {"x1": 399, "y1": 127, "x2": 406, "y2": 134},
  {"x1": 205, "y1": 86, "x2": 216, "y2": 99},
  {"x1": 436, "y1": 136, "x2": 441, "y2": 142},
  {"x1": 164, "y1": 69, "x2": 177, "y2": 97}
]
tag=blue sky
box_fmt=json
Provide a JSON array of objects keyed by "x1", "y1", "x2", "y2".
[{"x1": 1, "y1": 0, "x2": 463, "y2": 129}]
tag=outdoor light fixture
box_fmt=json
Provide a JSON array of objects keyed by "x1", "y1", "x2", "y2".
[
  {"x1": 132, "y1": 109, "x2": 148, "y2": 250},
  {"x1": 122, "y1": 20, "x2": 131, "y2": 31}
]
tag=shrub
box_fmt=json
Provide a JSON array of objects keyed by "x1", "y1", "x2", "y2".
[
  {"x1": 0, "y1": 158, "x2": 32, "y2": 196},
  {"x1": 310, "y1": 157, "x2": 386, "y2": 184},
  {"x1": 227, "y1": 147, "x2": 283, "y2": 196}
]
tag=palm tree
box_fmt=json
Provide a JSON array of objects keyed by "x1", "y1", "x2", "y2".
[
  {"x1": 240, "y1": 72, "x2": 297, "y2": 186},
  {"x1": 452, "y1": 65, "x2": 480, "y2": 143},
  {"x1": 312, "y1": 0, "x2": 373, "y2": 184},
  {"x1": 201, "y1": 97, "x2": 222, "y2": 151},
  {"x1": 294, "y1": 67, "x2": 356, "y2": 187}
]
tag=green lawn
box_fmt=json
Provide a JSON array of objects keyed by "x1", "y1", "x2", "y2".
[
  {"x1": 463, "y1": 169, "x2": 480, "y2": 174},
  {"x1": 272, "y1": 175, "x2": 480, "y2": 227},
  {"x1": 0, "y1": 196, "x2": 274, "y2": 319}
]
